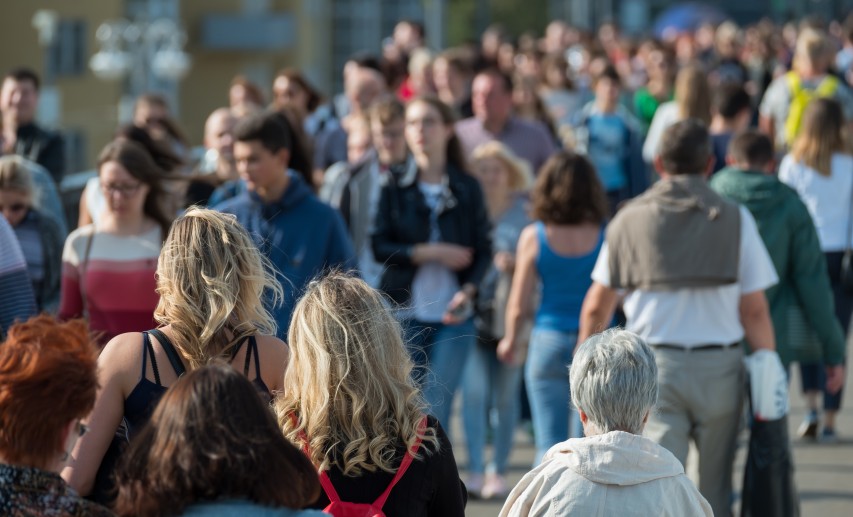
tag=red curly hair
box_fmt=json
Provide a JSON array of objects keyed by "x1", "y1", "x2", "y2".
[{"x1": 0, "y1": 315, "x2": 98, "y2": 468}]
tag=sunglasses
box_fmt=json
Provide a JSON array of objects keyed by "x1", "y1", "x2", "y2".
[{"x1": 0, "y1": 203, "x2": 28, "y2": 213}]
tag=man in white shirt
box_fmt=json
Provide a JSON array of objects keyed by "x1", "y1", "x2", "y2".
[{"x1": 578, "y1": 119, "x2": 778, "y2": 517}]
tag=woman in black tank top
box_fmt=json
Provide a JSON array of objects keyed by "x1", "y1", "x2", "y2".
[{"x1": 61, "y1": 208, "x2": 290, "y2": 501}]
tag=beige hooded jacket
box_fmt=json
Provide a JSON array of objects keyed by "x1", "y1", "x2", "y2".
[{"x1": 500, "y1": 431, "x2": 713, "y2": 517}]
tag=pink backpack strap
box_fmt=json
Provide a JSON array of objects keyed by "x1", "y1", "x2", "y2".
[{"x1": 372, "y1": 415, "x2": 428, "y2": 509}]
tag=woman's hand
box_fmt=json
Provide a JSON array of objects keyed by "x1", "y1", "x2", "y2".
[
  {"x1": 442, "y1": 288, "x2": 474, "y2": 326},
  {"x1": 494, "y1": 251, "x2": 515, "y2": 273},
  {"x1": 415, "y1": 243, "x2": 473, "y2": 271},
  {"x1": 497, "y1": 336, "x2": 518, "y2": 365}
]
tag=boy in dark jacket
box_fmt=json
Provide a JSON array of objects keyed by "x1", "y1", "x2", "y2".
[{"x1": 710, "y1": 130, "x2": 845, "y2": 430}]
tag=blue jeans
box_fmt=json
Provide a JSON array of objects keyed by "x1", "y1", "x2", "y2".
[
  {"x1": 404, "y1": 319, "x2": 476, "y2": 431},
  {"x1": 525, "y1": 328, "x2": 581, "y2": 465},
  {"x1": 462, "y1": 337, "x2": 523, "y2": 475}
]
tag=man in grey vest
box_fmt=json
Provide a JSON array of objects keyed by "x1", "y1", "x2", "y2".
[{"x1": 578, "y1": 119, "x2": 778, "y2": 516}]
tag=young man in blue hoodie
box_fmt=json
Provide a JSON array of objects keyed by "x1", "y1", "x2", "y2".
[{"x1": 216, "y1": 110, "x2": 356, "y2": 335}]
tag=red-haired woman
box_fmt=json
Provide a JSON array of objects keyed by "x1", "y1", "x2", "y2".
[{"x1": 0, "y1": 315, "x2": 112, "y2": 516}]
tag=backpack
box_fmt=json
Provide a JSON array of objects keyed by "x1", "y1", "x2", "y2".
[
  {"x1": 784, "y1": 71, "x2": 840, "y2": 146},
  {"x1": 299, "y1": 415, "x2": 428, "y2": 517}
]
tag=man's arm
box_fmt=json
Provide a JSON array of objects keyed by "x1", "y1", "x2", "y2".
[
  {"x1": 739, "y1": 290, "x2": 776, "y2": 352},
  {"x1": 578, "y1": 281, "x2": 620, "y2": 344}
]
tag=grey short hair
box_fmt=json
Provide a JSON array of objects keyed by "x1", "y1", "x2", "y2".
[{"x1": 570, "y1": 329, "x2": 658, "y2": 435}]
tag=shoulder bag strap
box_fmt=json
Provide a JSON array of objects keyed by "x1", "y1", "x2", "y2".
[
  {"x1": 148, "y1": 328, "x2": 187, "y2": 377},
  {"x1": 372, "y1": 415, "x2": 428, "y2": 509},
  {"x1": 79, "y1": 231, "x2": 95, "y2": 319}
]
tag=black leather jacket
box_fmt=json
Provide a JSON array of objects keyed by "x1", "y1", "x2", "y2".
[
  {"x1": 14, "y1": 123, "x2": 65, "y2": 184},
  {"x1": 372, "y1": 163, "x2": 492, "y2": 306}
]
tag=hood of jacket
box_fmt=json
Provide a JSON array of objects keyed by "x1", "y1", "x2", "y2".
[
  {"x1": 710, "y1": 166, "x2": 790, "y2": 217},
  {"x1": 250, "y1": 170, "x2": 312, "y2": 218},
  {"x1": 541, "y1": 431, "x2": 684, "y2": 486}
]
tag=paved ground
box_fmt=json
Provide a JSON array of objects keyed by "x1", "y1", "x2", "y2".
[{"x1": 452, "y1": 363, "x2": 853, "y2": 516}]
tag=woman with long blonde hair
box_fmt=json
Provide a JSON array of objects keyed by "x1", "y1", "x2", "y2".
[
  {"x1": 276, "y1": 273, "x2": 466, "y2": 516},
  {"x1": 779, "y1": 97, "x2": 853, "y2": 442},
  {"x1": 643, "y1": 64, "x2": 712, "y2": 162},
  {"x1": 62, "y1": 207, "x2": 290, "y2": 502}
]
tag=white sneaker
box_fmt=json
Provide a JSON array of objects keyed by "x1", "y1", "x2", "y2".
[
  {"x1": 481, "y1": 473, "x2": 510, "y2": 500},
  {"x1": 465, "y1": 474, "x2": 485, "y2": 499}
]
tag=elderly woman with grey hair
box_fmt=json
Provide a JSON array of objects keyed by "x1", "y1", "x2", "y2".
[{"x1": 500, "y1": 329, "x2": 712, "y2": 517}]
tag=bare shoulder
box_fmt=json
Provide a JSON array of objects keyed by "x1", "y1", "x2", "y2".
[
  {"x1": 98, "y1": 332, "x2": 146, "y2": 395},
  {"x1": 254, "y1": 335, "x2": 290, "y2": 390},
  {"x1": 517, "y1": 224, "x2": 540, "y2": 256}
]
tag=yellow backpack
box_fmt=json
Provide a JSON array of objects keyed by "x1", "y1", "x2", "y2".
[{"x1": 785, "y1": 71, "x2": 840, "y2": 146}]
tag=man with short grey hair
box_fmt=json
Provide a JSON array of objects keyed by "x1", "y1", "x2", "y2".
[
  {"x1": 578, "y1": 119, "x2": 778, "y2": 516},
  {"x1": 501, "y1": 329, "x2": 712, "y2": 517}
]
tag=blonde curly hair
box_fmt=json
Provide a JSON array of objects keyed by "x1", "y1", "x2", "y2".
[
  {"x1": 154, "y1": 207, "x2": 282, "y2": 369},
  {"x1": 275, "y1": 273, "x2": 438, "y2": 476}
]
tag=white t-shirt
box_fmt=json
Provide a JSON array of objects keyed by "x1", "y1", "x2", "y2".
[
  {"x1": 778, "y1": 153, "x2": 853, "y2": 252},
  {"x1": 642, "y1": 101, "x2": 680, "y2": 163},
  {"x1": 410, "y1": 182, "x2": 460, "y2": 323},
  {"x1": 591, "y1": 206, "x2": 778, "y2": 346}
]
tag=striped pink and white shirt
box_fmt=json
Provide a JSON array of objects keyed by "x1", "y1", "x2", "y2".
[{"x1": 58, "y1": 224, "x2": 161, "y2": 345}]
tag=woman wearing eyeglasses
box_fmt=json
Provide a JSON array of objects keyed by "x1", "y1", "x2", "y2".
[
  {"x1": 0, "y1": 155, "x2": 64, "y2": 313},
  {"x1": 0, "y1": 315, "x2": 113, "y2": 516},
  {"x1": 58, "y1": 139, "x2": 173, "y2": 345}
]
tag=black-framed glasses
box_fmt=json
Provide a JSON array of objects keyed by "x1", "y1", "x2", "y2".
[
  {"x1": 101, "y1": 182, "x2": 142, "y2": 197},
  {"x1": 0, "y1": 203, "x2": 28, "y2": 213}
]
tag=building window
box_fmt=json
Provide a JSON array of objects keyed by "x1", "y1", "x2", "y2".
[{"x1": 49, "y1": 20, "x2": 87, "y2": 77}]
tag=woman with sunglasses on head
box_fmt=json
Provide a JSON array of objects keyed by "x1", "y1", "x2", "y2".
[
  {"x1": 59, "y1": 139, "x2": 173, "y2": 346},
  {"x1": 0, "y1": 155, "x2": 63, "y2": 313},
  {"x1": 0, "y1": 315, "x2": 113, "y2": 516}
]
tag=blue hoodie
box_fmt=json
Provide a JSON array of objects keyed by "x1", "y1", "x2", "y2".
[{"x1": 216, "y1": 171, "x2": 357, "y2": 336}]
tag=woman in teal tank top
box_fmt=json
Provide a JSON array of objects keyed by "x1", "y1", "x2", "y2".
[{"x1": 498, "y1": 152, "x2": 608, "y2": 464}]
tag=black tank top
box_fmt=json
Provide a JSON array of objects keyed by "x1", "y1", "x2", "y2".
[{"x1": 123, "y1": 329, "x2": 271, "y2": 436}]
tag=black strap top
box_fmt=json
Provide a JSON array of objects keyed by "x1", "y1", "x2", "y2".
[{"x1": 123, "y1": 330, "x2": 271, "y2": 436}]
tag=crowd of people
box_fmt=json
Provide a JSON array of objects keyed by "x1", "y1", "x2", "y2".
[{"x1": 2, "y1": 11, "x2": 853, "y2": 517}]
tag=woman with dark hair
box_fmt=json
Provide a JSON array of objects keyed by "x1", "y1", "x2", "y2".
[
  {"x1": 58, "y1": 139, "x2": 173, "y2": 345},
  {"x1": 498, "y1": 151, "x2": 609, "y2": 464},
  {"x1": 372, "y1": 96, "x2": 492, "y2": 431},
  {"x1": 114, "y1": 364, "x2": 322, "y2": 517},
  {"x1": 79, "y1": 124, "x2": 184, "y2": 227},
  {"x1": 0, "y1": 315, "x2": 112, "y2": 516}
]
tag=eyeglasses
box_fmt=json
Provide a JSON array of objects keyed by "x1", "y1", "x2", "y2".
[{"x1": 101, "y1": 182, "x2": 142, "y2": 197}]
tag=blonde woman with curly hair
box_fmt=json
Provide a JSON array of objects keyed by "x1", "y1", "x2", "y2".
[
  {"x1": 62, "y1": 207, "x2": 290, "y2": 502},
  {"x1": 276, "y1": 273, "x2": 467, "y2": 516}
]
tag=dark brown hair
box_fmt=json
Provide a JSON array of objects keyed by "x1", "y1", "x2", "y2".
[
  {"x1": 3, "y1": 67, "x2": 40, "y2": 90},
  {"x1": 275, "y1": 68, "x2": 323, "y2": 112},
  {"x1": 114, "y1": 363, "x2": 320, "y2": 517},
  {"x1": 230, "y1": 75, "x2": 266, "y2": 106},
  {"x1": 657, "y1": 119, "x2": 712, "y2": 175},
  {"x1": 530, "y1": 151, "x2": 608, "y2": 225},
  {"x1": 0, "y1": 316, "x2": 98, "y2": 469},
  {"x1": 408, "y1": 96, "x2": 468, "y2": 172},
  {"x1": 728, "y1": 129, "x2": 774, "y2": 169},
  {"x1": 133, "y1": 93, "x2": 189, "y2": 146},
  {"x1": 98, "y1": 139, "x2": 174, "y2": 237}
]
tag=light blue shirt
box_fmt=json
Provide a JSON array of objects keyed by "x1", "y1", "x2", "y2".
[{"x1": 586, "y1": 113, "x2": 628, "y2": 192}]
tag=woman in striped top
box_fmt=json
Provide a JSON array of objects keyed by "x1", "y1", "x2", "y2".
[{"x1": 58, "y1": 139, "x2": 173, "y2": 345}]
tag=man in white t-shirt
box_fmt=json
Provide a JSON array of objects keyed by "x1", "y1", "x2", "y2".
[{"x1": 578, "y1": 120, "x2": 778, "y2": 517}]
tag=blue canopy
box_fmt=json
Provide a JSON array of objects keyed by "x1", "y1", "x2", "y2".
[{"x1": 653, "y1": 2, "x2": 729, "y2": 38}]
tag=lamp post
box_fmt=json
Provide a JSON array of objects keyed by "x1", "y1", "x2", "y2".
[{"x1": 89, "y1": 17, "x2": 191, "y2": 122}]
